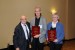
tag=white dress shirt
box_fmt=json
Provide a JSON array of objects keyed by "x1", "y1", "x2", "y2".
[
  {"x1": 21, "y1": 23, "x2": 29, "y2": 40},
  {"x1": 52, "y1": 21, "x2": 58, "y2": 28}
]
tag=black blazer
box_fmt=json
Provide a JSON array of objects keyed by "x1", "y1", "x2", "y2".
[{"x1": 13, "y1": 22, "x2": 31, "y2": 48}]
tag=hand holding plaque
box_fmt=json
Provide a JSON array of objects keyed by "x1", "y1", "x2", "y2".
[
  {"x1": 48, "y1": 30, "x2": 56, "y2": 41},
  {"x1": 32, "y1": 26, "x2": 40, "y2": 37}
]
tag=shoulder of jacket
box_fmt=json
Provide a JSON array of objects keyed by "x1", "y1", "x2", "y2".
[
  {"x1": 58, "y1": 22, "x2": 63, "y2": 27},
  {"x1": 41, "y1": 16, "x2": 46, "y2": 21},
  {"x1": 15, "y1": 23, "x2": 21, "y2": 29},
  {"x1": 47, "y1": 22, "x2": 52, "y2": 26}
]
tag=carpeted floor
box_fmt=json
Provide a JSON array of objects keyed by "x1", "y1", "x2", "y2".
[
  {"x1": 0, "y1": 40, "x2": 75, "y2": 50},
  {"x1": 44, "y1": 40, "x2": 75, "y2": 50}
]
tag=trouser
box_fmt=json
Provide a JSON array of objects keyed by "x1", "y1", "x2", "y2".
[
  {"x1": 49, "y1": 42, "x2": 62, "y2": 50},
  {"x1": 32, "y1": 38, "x2": 44, "y2": 50},
  {"x1": 20, "y1": 40, "x2": 29, "y2": 50}
]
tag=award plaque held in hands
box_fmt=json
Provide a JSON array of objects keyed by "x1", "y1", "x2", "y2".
[
  {"x1": 32, "y1": 26, "x2": 40, "y2": 37},
  {"x1": 48, "y1": 30, "x2": 56, "y2": 41}
]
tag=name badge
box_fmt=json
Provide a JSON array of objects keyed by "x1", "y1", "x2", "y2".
[{"x1": 39, "y1": 25, "x2": 42, "y2": 29}]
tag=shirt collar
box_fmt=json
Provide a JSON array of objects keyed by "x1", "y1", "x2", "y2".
[
  {"x1": 21, "y1": 23, "x2": 26, "y2": 26},
  {"x1": 35, "y1": 16, "x2": 41, "y2": 19},
  {"x1": 52, "y1": 21, "x2": 58, "y2": 24}
]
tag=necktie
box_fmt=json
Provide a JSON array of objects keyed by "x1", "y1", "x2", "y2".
[{"x1": 25, "y1": 25, "x2": 29, "y2": 39}]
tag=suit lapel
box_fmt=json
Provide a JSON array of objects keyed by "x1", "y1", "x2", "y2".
[
  {"x1": 19, "y1": 23, "x2": 25, "y2": 38},
  {"x1": 33, "y1": 17, "x2": 35, "y2": 26},
  {"x1": 33, "y1": 17, "x2": 42, "y2": 26},
  {"x1": 49, "y1": 22, "x2": 52, "y2": 30}
]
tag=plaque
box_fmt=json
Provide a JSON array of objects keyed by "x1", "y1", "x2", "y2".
[
  {"x1": 48, "y1": 30, "x2": 56, "y2": 41},
  {"x1": 32, "y1": 26, "x2": 40, "y2": 37}
]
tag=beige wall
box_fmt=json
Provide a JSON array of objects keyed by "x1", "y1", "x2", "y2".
[
  {"x1": 0, "y1": 0, "x2": 68, "y2": 49},
  {"x1": 68, "y1": 0, "x2": 75, "y2": 39}
]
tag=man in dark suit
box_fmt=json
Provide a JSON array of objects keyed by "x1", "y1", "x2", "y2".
[{"x1": 13, "y1": 15, "x2": 31, "y2": 50}]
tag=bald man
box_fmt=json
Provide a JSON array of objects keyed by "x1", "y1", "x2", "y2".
[{"x1": 13, "y1": 16, "x2": 31, "y2": 50}]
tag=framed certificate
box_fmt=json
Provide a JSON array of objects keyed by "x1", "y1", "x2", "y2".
[
  {"x1": 48, "y1": 30, "x2": 56, "y2": 41},
  {"x1": 32, "y1": 26, "x2": 40, "y2": 37}
]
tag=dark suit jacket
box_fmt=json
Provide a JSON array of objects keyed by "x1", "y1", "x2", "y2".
[{"x1": 13, "y1": 22, "x2": 31, "y2": 49}]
